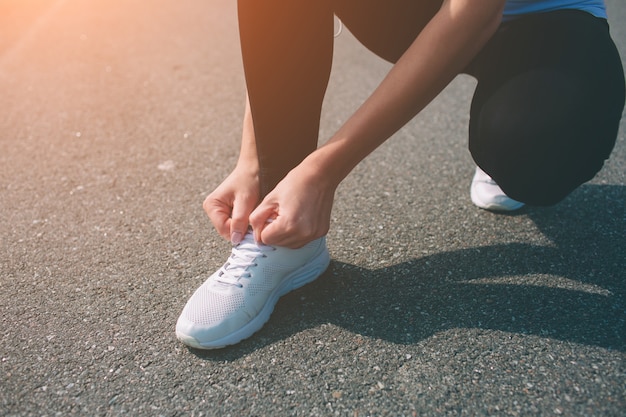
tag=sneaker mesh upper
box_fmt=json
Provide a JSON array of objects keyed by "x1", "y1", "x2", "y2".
[
  {"x1": 184, "y1": 288, "x2": 244, "y2": 326},
  {"x1": 176, "y1": 232, "x2": 330, "y2": 348}
]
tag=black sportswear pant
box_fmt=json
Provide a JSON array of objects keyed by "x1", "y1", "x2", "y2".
[
  {"x1": 238, "y1": 0, "x2": 625, "y2": 205},
  {"x1": 467, "y1": 10, "x2": 625, "y2": 205}
]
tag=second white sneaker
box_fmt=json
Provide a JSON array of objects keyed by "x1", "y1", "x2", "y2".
[
  {"x1": 470, "y1": 166, "x2": 525, "y2": 212},
  {"x1": 176, "y1": 231, "x2": 330, "y2": 349}
]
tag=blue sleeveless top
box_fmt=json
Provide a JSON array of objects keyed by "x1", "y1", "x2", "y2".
[{"x1": 503, "y1": 0, "x2": 607, "y2": 20}]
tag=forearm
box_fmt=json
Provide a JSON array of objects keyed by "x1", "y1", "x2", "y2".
[
  {"x1": 306, "y1": 0, "x2": 505, "y2": 187},
  {"x1": 235, "y1": 93, "x2": 260, "y2": 175}
]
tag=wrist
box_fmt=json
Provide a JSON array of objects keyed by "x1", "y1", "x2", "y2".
[
  {"x1": 298, "y1": 142, "x2": 354, "y2": 190},
  {"x1": 234, "y1": 154, "x2": 259, "y2": 175}
]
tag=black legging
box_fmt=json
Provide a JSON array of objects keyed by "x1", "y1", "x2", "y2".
[
  {"x1": 467, "y1": 10, "x2": 625, "y2": 205},
  {"x1": 238, "y1": 0, "x2": 625, "y2": 205}
]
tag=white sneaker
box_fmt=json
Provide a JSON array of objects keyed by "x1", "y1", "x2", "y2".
[
  {"x1": 176, "y1": 231, "x2": 330, "y2": 349},
  {"x1": 470, "y1": 166, "x2": 525, "y2": 212}
]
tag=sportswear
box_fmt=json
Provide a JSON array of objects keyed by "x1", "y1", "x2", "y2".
[{"x1": 503, "y1": 0, "x2": 607, "y2": 20}]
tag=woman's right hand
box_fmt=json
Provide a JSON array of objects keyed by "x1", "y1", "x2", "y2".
[{"x1": 203, "y1": 165, "x2": 260, "y2": 245}]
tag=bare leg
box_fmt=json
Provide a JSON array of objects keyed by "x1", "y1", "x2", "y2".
[
  {"x1": 238, "y1": 0, "x2": 443, "y2": 197},
  {"x1": 335, "y1": 0, "x2": 442, "y2": 64},
  {"x1": 238, "y1": 0, "x2": 334, "y2": 197}
]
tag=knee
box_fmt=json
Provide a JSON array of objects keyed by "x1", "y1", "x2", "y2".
[
  {"x1": 469, "y1": 71, "x2": 620, "y2": 206},
  {"x1": 471, "y1": 144, "x2": 608, "y2": 207}
]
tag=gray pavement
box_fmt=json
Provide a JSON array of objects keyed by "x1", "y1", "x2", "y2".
[{"x1": 1, "y1": 0, "x2": 625, "y2": 415}]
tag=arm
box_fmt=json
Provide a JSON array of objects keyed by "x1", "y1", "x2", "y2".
[
  {"x1": 251, "y1": 0, "x2": 505, "y2": 247},
  {"x1": 308, "y1": 0, "x2": 505, "y2": 187},
  {"x1": 204, "y1": 93, "x2": 261, "y2": 244}
]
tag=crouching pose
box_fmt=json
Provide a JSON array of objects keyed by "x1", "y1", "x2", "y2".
[{"x1": 176, "y1": 0, "x2": 625, "y2": 349}]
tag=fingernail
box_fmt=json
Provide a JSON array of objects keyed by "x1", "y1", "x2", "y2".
[{"x1": 231, "y1": 231, "x2": 243, "y2": 245}]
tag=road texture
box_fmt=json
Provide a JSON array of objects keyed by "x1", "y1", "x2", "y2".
[{"x1": 1, "y1": 0, "x2": 625, "y2": 415}]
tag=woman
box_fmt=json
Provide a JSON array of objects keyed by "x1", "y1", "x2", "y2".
[{"x1": 176, "y1": 0, "x2": 624, "y2": 349}]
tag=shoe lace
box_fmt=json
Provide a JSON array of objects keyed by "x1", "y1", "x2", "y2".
[{"x1": 215, "y1": 233, "x2": 275, "y2": 288}]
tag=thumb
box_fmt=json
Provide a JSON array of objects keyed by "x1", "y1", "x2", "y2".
[
  {"x1": 249, "y1": 202, "x2": 278, "y2": 244},
  {"x1": 229, "y1": 199, "x2": 253, "y2": 245}
]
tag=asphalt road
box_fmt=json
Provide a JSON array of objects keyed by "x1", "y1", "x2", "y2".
[{"x1": 1, "y1": 0, "x2": 625, "y2": 415}]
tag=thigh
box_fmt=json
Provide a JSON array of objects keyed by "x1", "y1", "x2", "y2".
[
  {"x1": 333, "y1": 0, "x2": 442, "y2": 63},
  {"x1": 468, "y1": 10, "x2": 625, "y2": 205}
]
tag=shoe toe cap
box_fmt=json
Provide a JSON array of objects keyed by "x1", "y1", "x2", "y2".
[
  {"x1": 176, "y1": 309, "x2": 252, "y2": 349},
  {"x1": 175, "y1": 286, "x2": 252, "y2": 348}
]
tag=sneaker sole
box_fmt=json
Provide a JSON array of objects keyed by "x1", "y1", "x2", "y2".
[
  {"x1": 471, "y1": 194, "x2": 525, "y2": 212},
  {"x1": 176, "y1": 245, "x2": 331, "y2": 350}
]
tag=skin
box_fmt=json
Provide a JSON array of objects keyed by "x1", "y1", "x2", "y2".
[{"x1": 205, "y1": 0, "x2": 506, "y2": 248}]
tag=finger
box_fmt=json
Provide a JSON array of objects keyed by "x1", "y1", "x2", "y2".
[
  {"x1": 203, "y1": 196, "x2": 232, "y2": 241},
  {"x1": 260, "y1": 219, "x2": 312, "y2": 249},
  {"x1": 257, "y1": 220, "x2": 290, "y2": 247},
  {"x1": 229, "y1": 197, "x2": 253, "y2": 245},
  {"x1": 249, "y1": 202, "x2": 278, "y2": 243}
]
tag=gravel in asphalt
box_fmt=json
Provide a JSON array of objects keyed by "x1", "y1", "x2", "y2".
[{"x1": 1, "y1": 0, "x2": 625, "y2": 415}]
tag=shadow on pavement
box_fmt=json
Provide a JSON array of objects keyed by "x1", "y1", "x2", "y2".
[{"x1": 192, "y1": 184, "x2": 625, "y2": 360}]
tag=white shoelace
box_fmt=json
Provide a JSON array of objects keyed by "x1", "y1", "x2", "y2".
[{"x1": 215, "y1": 234, "x2": 275, "y2": 288}]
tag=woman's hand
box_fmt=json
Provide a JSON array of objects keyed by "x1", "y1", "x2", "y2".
[
  {"x1": 204, "y1": 165, "x2": 260, "y2": 245},
  {"x1": 249, "y1": 160, "x2": 337, "y2": 248}
]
